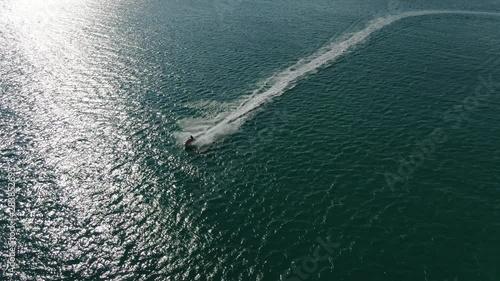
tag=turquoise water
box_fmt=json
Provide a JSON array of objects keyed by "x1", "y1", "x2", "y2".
[{"x1": 1, "y1": 0, "x2": 500, "y2": 280}]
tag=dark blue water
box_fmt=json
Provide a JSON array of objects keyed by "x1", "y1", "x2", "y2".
[{"x1": 1, "y1": 1, "x2": 500, "y2": 280}]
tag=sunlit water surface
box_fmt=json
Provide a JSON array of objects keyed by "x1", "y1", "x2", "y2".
[{"x1": 1, "y1": 0, "x2": 500, "y2": 280}]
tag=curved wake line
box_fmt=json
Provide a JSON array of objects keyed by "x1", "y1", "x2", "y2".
[{"x1": 178, "y1": 10, "x2": 500, "y2": 147}]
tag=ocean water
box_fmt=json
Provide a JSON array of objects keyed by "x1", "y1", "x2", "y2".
[{"x1": 1, "y1": 0, "x2": 500, "y2": 280}]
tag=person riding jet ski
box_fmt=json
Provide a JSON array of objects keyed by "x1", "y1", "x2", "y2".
[{"x1": 184, "y1": 135, "x2": 195, "y2": 148}]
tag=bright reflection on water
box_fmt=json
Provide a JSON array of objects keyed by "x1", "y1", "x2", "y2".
[{"x1": 1, "y1": 1, "x2": 204, "y2": 279}]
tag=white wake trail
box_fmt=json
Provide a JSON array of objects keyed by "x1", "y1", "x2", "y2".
[{"x1": 177, "y1": 10, "x2": 500, "y2": 147}]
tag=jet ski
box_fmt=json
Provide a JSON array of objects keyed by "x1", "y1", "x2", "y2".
[{"x1": 184, "y1": 135, "x2": 195, "y2": 149}]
